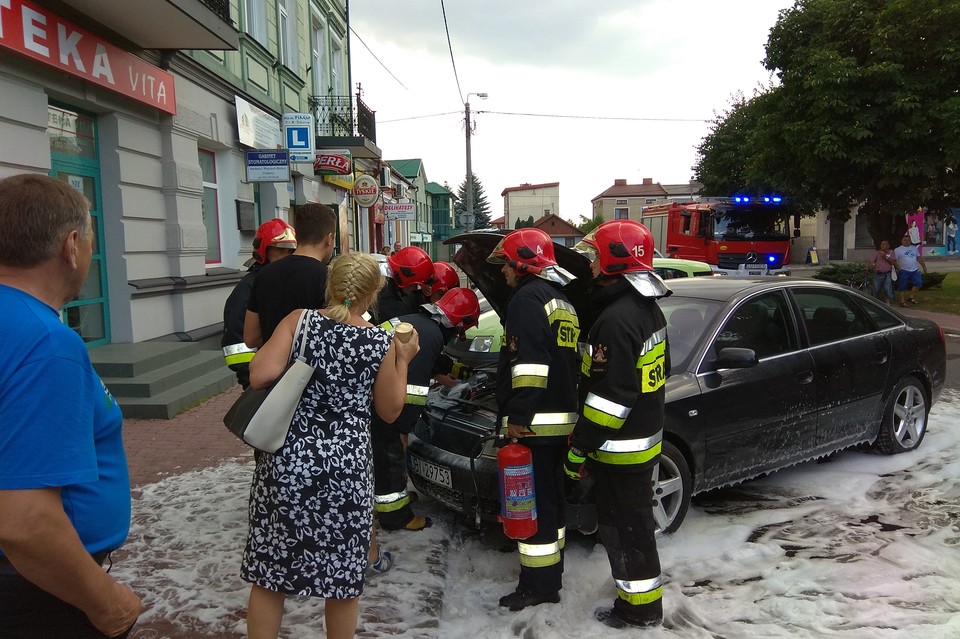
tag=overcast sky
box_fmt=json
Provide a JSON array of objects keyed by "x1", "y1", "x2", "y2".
[{"x1": 348, "y1": 0, "x2": 797, "y2": 224}]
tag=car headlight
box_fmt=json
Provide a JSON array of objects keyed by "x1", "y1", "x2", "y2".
[{"x1": 469, "y1": 336, "x2": 494, "y2": 352}]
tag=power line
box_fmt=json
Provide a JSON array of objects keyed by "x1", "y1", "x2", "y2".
[
  {"x1": 377, "y1": 110, "x2": 709, "y2": 124},
  {"x1": 439, "y1": 0, "x2": 463, "y2": 104},
  {"x1": 379, "y1": 111, "x2": 462, "y2": 123},
  {"x1": 479, "y1": 110, "x2": 709, "y2": 123},
  {"x1": 349, "y1": 26, "x2": 410, "y2": 92}
]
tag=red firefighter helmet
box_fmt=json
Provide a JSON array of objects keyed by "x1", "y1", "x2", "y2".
[
  {"x1": 575, "y1": 219, "x2": 655, "y2": 275},
  {"x1": 388, "y1": 245, "x2": 435, "y2": 288},
  {"x1": 430, "y1": 261, "x2": 460, "y2": 295},
  {"x1": 252, "y1": 218, "x2": 297, "y2": 265},
  {"x1": 434, "y1": 287, "x2": 480, "y2": 330},
  {"x1": 486, "y1": 228, "x2": 558, "y2": 273}
]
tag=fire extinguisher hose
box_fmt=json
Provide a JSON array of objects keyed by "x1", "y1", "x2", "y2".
[{"x1": 468, "y1": 433, "x2": 506, "y2": 530}]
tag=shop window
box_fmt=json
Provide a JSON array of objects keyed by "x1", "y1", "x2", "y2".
[{"x1": 199, "y1": 150, "x2": 221, "y2": 264}]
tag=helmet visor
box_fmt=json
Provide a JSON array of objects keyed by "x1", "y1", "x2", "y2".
[
  {"x1": 573, "y1": 229, "x2": 598, "y2": 261},
  {"x1": 486, "y1": 237, "x2": 509, "y2": 264}
]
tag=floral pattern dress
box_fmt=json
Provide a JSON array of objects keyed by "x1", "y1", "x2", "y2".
[{"x1": 241, "y1": 311, "x2": 391, "y2": 598}]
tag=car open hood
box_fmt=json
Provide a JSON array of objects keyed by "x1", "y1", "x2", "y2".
[{"x1": 445, "y1": 231, "x2": 595, "y2": 327}]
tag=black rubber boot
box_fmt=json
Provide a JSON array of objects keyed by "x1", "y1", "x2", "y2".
[
  {"x1": 498, "y1": 588, "x2": 560, "y2": 611},
  {"x1": 594, "y1": 605, "x2": 662, "y2": 629}
]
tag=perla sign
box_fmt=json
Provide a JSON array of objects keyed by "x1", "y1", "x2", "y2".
[{"x1": 353, "y1": 174, "x2": 380, "y2": 207}]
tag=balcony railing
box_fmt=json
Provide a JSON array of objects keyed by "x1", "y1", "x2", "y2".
[
  {"x1": 308, "y1": 94, "x2": 377, "y2": 143},
  {"x1": 199, "y1": 0, "x2": 231, "y2": 23}
]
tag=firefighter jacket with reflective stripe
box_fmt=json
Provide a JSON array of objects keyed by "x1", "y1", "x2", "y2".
[
  {"x1": 370, "y1": 279, "x2": 425, "y2": 325},
  {"x1": 373, "y1": 311, "x2": 454, "y2": 433},
  {"x1": 571, "y1": 277, "x2": 670, "y2": 470},
  {"x1": 221, "y1": 267, "x2": 260, "y2": 385},
  {"x1": 496, "y1": 276, "x2": 580, "y2": 444}
]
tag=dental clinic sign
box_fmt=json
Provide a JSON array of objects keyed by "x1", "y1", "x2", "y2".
[{"x1": 0, "y1": 0, "x2": 176, "y2": 114}]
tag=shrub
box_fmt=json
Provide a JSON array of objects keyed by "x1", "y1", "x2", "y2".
[
  {"x1": 813, "y1": 262, "x2": 871, "y2": 291},
  {"x1": 921, "y1": 272, "x2": 946, "y2": 290}
]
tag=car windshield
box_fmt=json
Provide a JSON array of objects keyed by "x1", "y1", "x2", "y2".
[
  {"x1": 658, "y1": 295, "x2": 724, "y2": 372},
  {"x1": 711, "y1": 205, "x2": 790, "y2": 241}
]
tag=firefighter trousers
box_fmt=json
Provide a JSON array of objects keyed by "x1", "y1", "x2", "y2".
[
  {"x1": 371, "y1": 420, "x2": 415, "y2": 530},
  {"x1": 594, "y1": 464, "x2": 663, "y2": 625},
  {"x1": 516, "y1": 444, "x2": 566, "y2": 594}
]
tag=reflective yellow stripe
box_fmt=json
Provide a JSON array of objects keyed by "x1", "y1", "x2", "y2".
[
  {"x1": 581, "y1": 348, "x2": 592, "y2": 376},
  {"x1": 637, "y1": 329, "x2": 668, "y2": 393},
  {"x1": 616, "y1": 576, "x2": 663, "y2": 606},
  {"x1": 590, "y1": 432, "x2": 662, "y2": 466},
  {"x1": 518, "y1": 540, "x2": 562, "y2": 568},
  {"x1": 512, "y1": 363, "x2": 549, "y2": 389},
  {"x1": 544, "y1": 299, "x2": 580, "y2": 349},
  {"x1": 374, "y1": 490, "x2": 411, "y2": 513},
  {"x1": 582, "y1": 392, "x2": 630, "y2": 430},
  {"x1": 527, "y1": 412, "x2": 577, "y2": 437},
  {"x1": 557, "y1": 526, "x2": 566, "y2": 551},
  {"x1": 379, "y1": 318, "x2": 401, "y2": 332},
  {"x1": 223, "y1": 343, "x2": 256, "y2": 366},
  {"x1": 405, "y1": 384, "x2": 430, "y2": 405}
]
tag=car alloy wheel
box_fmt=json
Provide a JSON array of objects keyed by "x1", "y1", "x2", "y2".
[
  {"x1": 874, "y1": 374, "x2": 928, "y2": 455},
  {"x1": 652, "y1": 440, "x2": 691, "y2": 534}
]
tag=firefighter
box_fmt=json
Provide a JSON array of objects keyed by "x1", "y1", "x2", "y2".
[
  {"x1": 372, "y1": 287, "x2": 480, "y2": 531},
  {"x1": 220, "y1": 218, "x2": 296, "y2": 388},
  {"x1": 370, "y1": 245, "x2": 435, "y2": 324},
  {"x1": 424, "y1": 261, "x2": 461, "y2": 302},
  {"x1": 486, "y1": 228, "x2": 580, "y2": 612},
  {"x1": 568, "y1": 219, "x2": 671, "y2": 628}
]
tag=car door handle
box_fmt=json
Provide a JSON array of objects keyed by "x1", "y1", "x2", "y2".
[
  {"x1": 796, "y1": 370, "x2": 814, "y2": 384},
  {"x1": 874, "y1": 351, "x2": 888, "y2": 364}
]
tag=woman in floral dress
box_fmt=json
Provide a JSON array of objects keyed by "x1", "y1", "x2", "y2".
[{"x1": 243, "y1": 252, "x2": 419, "y2": 639}]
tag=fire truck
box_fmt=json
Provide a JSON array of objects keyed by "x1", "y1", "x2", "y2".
[{"x1": 641, "y1": 196, "x2": 793, "y2": 276}]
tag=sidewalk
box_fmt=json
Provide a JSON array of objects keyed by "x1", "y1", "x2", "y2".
[{"x1": 123, "y1": 384, "x2": 250, "y2": 487}]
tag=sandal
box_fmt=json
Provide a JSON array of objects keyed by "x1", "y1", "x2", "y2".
[
  {"x1": 899, "y1": 302, "x2": 908, "y2": 308},
  {"x1": 909, "y1": 298, "x2": 918, "y2": 305}
]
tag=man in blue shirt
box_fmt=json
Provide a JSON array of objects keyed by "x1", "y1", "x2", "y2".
[{"x1": 0, "y1": 174, "x2": 140, "y2": 638}]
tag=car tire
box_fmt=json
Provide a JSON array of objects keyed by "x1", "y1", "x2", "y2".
[
  {"x1": 874, "y1": 374, "x2": 928, "y2": 455},
  {"x1": 653, "y1": 440, "x2": 691, "y2": 534}
]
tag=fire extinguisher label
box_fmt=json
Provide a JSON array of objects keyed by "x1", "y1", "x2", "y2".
[{"x1": 500, "y1": 463, "x2": 537, "y2": 520}]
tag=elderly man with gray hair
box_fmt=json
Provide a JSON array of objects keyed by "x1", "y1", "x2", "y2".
[{"x1": 0, "y1": 174, "x2": 140, "y2": 638}]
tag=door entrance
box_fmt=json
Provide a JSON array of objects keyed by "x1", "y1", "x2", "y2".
[{"x1": 47, "y1": 104, "x2": 110, "y2": 345}]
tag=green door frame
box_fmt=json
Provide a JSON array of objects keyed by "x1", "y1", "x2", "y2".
[{"x1": 48, "y1": 104, "x2": 110, "y2": 346}]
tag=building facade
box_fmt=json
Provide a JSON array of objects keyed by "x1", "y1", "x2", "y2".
[{"x1": 501, "y1": 181, "x2": 559, "y2": 230}]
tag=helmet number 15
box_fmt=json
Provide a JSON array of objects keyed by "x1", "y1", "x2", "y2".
[{"x1": 633, "y1": 246, "x2": 645, "y2": 257}]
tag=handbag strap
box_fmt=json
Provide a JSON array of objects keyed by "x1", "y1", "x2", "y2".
[{"x1": 290, "y1": 309, "x2": 310, "y2": 361}]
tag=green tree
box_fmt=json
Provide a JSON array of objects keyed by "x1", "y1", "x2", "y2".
[
  {"x1": 453, "y1": 173, "x2": 492, "y2": 230},
  {"x1": 695, "y1": 0, "x2": 960, "y2": 246},
  {"x1": 515, "y1": 215, "x2": 534, "y2": 229},
  {"x1": 578, "y1": 213, "x2": 604, "y2": 234}
]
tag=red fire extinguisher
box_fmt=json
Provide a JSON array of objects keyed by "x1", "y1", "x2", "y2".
[{"x1": 498, "y1": 442, "x2": 538, "y2": 539}]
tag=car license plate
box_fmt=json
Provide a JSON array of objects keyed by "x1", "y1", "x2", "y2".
[{"x1": 409, "y1": 455, "x2": 452, "y2": 489}]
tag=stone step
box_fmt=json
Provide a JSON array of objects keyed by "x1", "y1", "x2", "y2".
[
  {"x1": 90, "y1": 342, "x2": 200, "y2": 378},
  {"x1": 116, "y1": 367, "x2": 237, "y2": 420},
  {"x1": 101, "y1": 351, "x2": 227, "y2": 398}
]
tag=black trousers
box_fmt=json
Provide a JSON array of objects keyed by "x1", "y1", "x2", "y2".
[
  {"x1": 371, "y1": 420, "x2": 415, "y2": 529},
  {"x1": 0, "y1": 553, "x2": 133, "y2": 639},
  {"x1": 594, "y1": 465, "x2": 663, "y2": 624},
  {"x1": 516, "y1": 443, "x2": 566, "y2": 594}
]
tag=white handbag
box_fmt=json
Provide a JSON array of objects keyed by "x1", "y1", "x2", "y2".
[{"x1": 223, "y1": 310, "x2": 316, "y2": 453}]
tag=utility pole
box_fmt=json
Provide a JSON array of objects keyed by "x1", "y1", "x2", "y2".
[{"x1": 464, "y1": 92, "x2": 487, "y2": 231}]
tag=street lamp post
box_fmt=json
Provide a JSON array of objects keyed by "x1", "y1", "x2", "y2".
[{"x1": 464, "y1": 92, "x2": 487, "y2": 232}]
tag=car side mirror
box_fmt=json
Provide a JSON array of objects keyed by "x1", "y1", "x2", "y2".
[{"x1": 715, "y1": 347, "x2": 758, "y2": 369}]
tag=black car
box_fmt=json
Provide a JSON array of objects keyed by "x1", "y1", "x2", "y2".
[{"x1": 408, "y1": 234, "x2": 948, "y2": 533}]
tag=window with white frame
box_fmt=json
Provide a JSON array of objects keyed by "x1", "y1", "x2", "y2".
[
  {"x1": 312, "y1": 16, "x2": 328, "y2": 94},
  {"x1": 331, "y1": 39, "x2": 342, "y2": 93},
  {"x1": 614, "y1": 207, "x2": 629, "y2": 220},
  {"x1": 244, "y1": 0, "x2": 267, "y2": 46},
  {"x1": 278, "y1": 0, "x2": 297, "y2": 69},
  {"x1": 198, "y1": 150, "x2": 221, "y2": 264}
]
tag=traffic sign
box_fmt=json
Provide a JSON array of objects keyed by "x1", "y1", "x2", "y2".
[{"x1": 282, "y1": 113, "x2": 315, "y2": 162}]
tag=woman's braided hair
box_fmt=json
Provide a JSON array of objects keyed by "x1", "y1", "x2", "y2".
[{"x1": 325, "y1": 252, "x2": 385, "y2": 322}]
